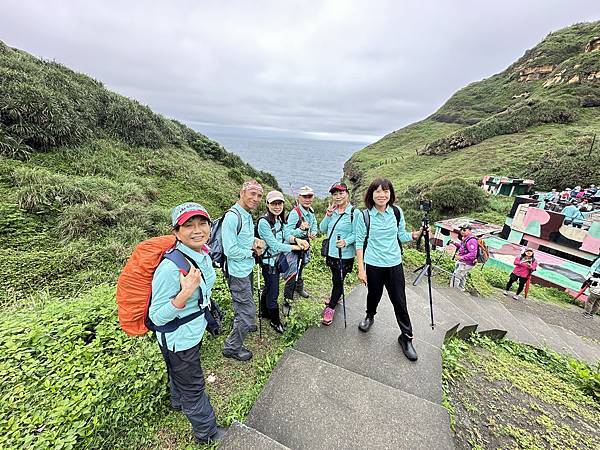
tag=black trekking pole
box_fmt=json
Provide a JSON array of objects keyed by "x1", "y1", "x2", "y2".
[
  {"x1": 256, "y1": 263, "x2": 262, "y2": 338},
  {"x1": 286, "y1": 250, "x2": 305, "y2": 318},
  {"x1": 337, "y1": 234, "x2": 347, "y2": 328}
]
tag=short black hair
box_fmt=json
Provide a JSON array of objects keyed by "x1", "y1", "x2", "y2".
[{"x1": 364, "y1": 178, "x2": 395, "y2": 210}]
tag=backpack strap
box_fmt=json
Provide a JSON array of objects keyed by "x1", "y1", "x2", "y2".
[
  {"x1": 392, "y1": 205, "x2": 404, "y2": 256},
  {"x1": 294, "y1": 205, "x2": 304, "y2": 228},
  {"x1": 149, "y1": 249, "x2": 205, "y2": 334},
  {"x1": 256, "y1": 215, "x2": 280, "y2": 261},
  {"x1": 362, "y1": 209, "x2": 371, "y2": 253},
  {"x1": 226, "y1": 208, "x2": 243, "y2": 234},
  {"x1": 327, "y1": 214, "x2": 346, "y2": 241},
  {"x1": 163, "y1": 248, "x2": 195, "y2": 275}
]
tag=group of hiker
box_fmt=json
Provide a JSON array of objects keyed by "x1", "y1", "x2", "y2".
[
  {"x1": 118, "y1": 175, "x2": 600, "y2": 444},
  {"x1": 141, "y1": 177, "x2": 424, "y2": 443}
]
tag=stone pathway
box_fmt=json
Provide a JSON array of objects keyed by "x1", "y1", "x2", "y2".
[{"x1": 219, "y1": 280, "x2": 600, "y2": 449}]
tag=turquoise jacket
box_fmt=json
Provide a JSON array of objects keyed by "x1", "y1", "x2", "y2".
[
  {"x1": 285, "y1": 205, "x2": 317, "y2": 239},
  {"x1": 561, "y1": 205, "x2": 584, "y2": 224},
  {"x1": 223, "y1": 203, "x2": 256, "y2": 278},
  {"x1": 319, "y1": 204, "x2": 358, "y2": 259},
  {"x1": 149, "y1": 242, "x2": 215, "y2": 352},
  {"x1": 257, "y1": 217, "x2": 293, "y2": 267},
  {"x1": 355, "y1": 206, "x2": 413, "y2": 267}
]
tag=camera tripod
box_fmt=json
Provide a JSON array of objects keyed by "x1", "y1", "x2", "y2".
[{"x1": 412, "y1": 206, "x2": 435, "y2": 329}]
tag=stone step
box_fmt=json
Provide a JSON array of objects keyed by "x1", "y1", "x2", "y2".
[
  {"x1": 297, "y1": 299, "x2": 443, "y2": 404},
  {"x1": 219, "y1": 421, "x2": 291, "y2": 449},
  {"x1": 477, "y1": 297, "x2": 541, "y2": 347},
  {"x1": 342, "y1": 284, "x2": 448, "y2": 348},
  {"x1": 548, "y1": 324, "x2": 600, "y2": 366},
  {"x1": 437, "y1": 287, "x2": 505, "y2": 332},
  {"x1": 506, "y1": 309, "x2": 574, "y2": 355},
  {"x1": 407, "y1": 282, "x2": 478, "y2": 329},
  {"x1": 245, "y1": 348, "x2": 455, "y2": 450}
]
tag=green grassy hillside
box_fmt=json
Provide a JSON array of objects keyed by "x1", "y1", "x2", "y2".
[
  {"x1": 0, "y1": 41, "x2": 281, "y2": 306},
  {"x1": 0, "y1": 42, "x2": 296, "y2": 449},
  {"x1": 345, "y1": 21, "x2": 600, "y2": 214}
]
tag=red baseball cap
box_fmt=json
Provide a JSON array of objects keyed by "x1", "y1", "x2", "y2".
[{"x1": 329, "y1": 182, "x2": 349, "y2": 194}]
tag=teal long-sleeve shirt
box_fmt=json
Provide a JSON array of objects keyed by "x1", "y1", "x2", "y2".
[
  {"x1": 149, "y1": 242, "x2": 215, "y2": 352},
  {"x1": 355, "y1": 205, "x2": 413, "y2": 267},
  {"x1": 223, "y1": 203, "x2": 256, "y2": 278},
  {"x1": 257, "y1": 217, "x2": 293, "y2": 267},
  {"x1": 319, "y1": 204, "x2": 358, "y2": 259},
  {"x1": 285, "y1": 205, "x2": 317, "y2": 239}
]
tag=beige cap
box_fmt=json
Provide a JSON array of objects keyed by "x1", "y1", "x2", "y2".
[
  {"x1": 298, "y1": 186, "x2": 314, "y2": 196},
  {"x1": 266, "y1": 190, "x2": 285, "y2": 203}
]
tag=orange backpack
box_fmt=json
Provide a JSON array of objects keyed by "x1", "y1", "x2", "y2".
[{"x1": 116, "y1": 235, "x2": 179, "y2": 336}]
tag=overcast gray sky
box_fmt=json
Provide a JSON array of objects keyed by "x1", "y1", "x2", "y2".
[{"x1": 2, "y1": 1, "x2": 599, "y2": 142}]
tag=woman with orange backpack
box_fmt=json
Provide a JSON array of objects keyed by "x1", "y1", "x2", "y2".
[{"x1": 148, "y1": 202, "x2": 226, "y2": 444}]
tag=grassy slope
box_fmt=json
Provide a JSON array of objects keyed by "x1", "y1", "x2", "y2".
[
  {"x1": 442, "y1": 336, "x2": 599, "y2": 450},
  {"x1": 346, "y1": 108, "x2": 600, "y2": 196},
  {"x1": 0, "y1": 140, "x2": 261, "y2": 306},
  {"x1": 345, "y1": 21, "x2": 600, "y2": 201},
  {"x1": 0, "y1": 42, "x2": 308, "y2": 450}
]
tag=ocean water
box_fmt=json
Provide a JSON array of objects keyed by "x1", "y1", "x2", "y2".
[{"x1": 210, "y1": 134, "x2": 365, "y2": 197}]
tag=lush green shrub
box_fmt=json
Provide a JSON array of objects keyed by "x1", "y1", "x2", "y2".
[
  {"x1": 0, "y1": 285, "x2": 167, "y2": 449},
  {"x1": 523, "y1": 146, "x2": 600, "y2": 191},
  {"x1": 426, "y1": 178, "x2": 487, "y2": 215},
  {"x1": 421, "y1": 98, "x2": 578, "y2": 155}
]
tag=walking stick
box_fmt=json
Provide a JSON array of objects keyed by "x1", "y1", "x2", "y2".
[
  {"x1": 256, "y1": 264, "x2": 262, "y2": 338},
  {"x1": 337, "y1": 235, "x2": 347, "y2": 328},
  {"x1": 574, "y1": 281, "x2": 590, "y2": 302},
  {"x1": 524, "y1": 275, "x2": 531, "y2": 299}
]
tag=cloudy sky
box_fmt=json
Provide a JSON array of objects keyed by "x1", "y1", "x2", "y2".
[{"x1": 2, "y1": 1, "x2": 599, "y2": 142}]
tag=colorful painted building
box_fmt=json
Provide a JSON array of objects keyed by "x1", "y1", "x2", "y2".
[
  {"x1": 434, "y1": 195, "x2": 600, "y2": 300},
  {"x1": 482, "y1": 175, "x2": 535, "y2": 197}
]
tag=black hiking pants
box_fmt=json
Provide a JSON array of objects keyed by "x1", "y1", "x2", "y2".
[
  {"x1": 326, "y1": 256, "x2": 354, "y2": 309},
  {"x1": 506, "y1": 273, "x2": 527, "y2": 295},
  {"x1": 365, "y1": 263, "x2": 413, "y2": 338}
]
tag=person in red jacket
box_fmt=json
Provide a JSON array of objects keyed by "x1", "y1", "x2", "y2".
[{"x1": 504, "y1": 248, "x2": 537, "y2": 300}]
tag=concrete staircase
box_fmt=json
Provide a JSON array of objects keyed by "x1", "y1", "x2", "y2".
[{"x1": 220, "y1": 281, "x2": 600, "y2": 449}]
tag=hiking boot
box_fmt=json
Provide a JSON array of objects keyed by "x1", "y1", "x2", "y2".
[
  {"x1": 296, "y1": 288, "x2": 310, "y2": 298},
  {"x1": 398, "y1": 334, "x2": 418, "y2": 361},
  {"x1": 358, "y1": 315, "x2": 374, "y2": 332},
  {"x1": 503, "y1": 290, "x2": 510, "y2": 296},
  {"x1": 295, "y1": 280, "x2": 309, "y2": 298},
  {"x1": 322, "y1": 307, "x2": 335, "y2": 325},
  {"x1": 195, "y1": 426, "x2": 228, "y2": 444},
  {"x1": 512, "y1": 295, "x2": 520, "y2": 300},
  {"x1": 270, "y1": 321, "x2": 285, "y2": 334},
  {"x1": 223, "y1": 348, "x2": 253, "y2": 361}
]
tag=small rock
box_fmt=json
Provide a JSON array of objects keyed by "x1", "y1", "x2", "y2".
[{"x1": 207, "y1": 374, "x2": 217, "y2": 383}]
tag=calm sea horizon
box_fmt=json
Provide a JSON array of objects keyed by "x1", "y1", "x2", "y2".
[{"x1": 209, "y1": 134, "x2": 366, "y2": 197}]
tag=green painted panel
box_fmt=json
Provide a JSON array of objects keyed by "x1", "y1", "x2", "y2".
[
  {"x1": 507, "y1": 230, "x2": 523, "y2": 243},
  {"x1": 524, "y1": 221, "x2": 541, "y2": 236},
  {"x1": 588, "y1": 221, "x2": 600, "y2": 239}
]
